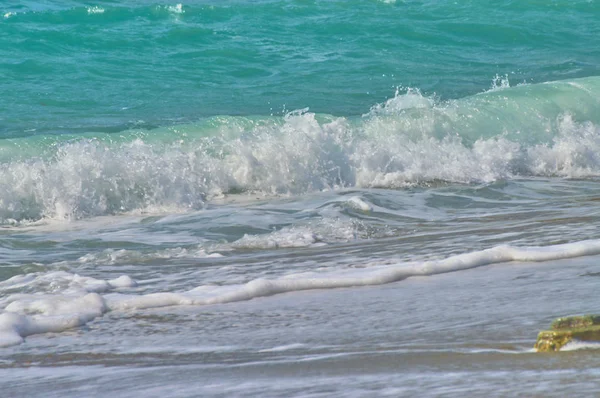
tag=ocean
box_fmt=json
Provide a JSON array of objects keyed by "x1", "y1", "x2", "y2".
[{"x1": 2, "y1": 0, "x2": 600, "y2": 396}]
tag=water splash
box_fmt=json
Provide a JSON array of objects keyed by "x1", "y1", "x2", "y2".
[{"x1": 1, "y1": 77, "x2": 600, "y2": 222}]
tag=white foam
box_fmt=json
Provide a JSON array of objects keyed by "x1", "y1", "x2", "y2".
[
  {"x1": 5, "y1": 238, "x2": 600, "y2": 346},
  {"x1": 489, "y1": 74, "x2": 511, "y2": 91},
  {"x1": 109, "y1": 275, "x2": 137, "y2": 288},
  {"x1": 107, "y1": 292, "x2": 194, "y2": 311},
  {"x1": 345, "y1": 196, "x2": 373, "y2": 212},
  {"x1": 0, "y1": 293, "x2": 107, "y2": 347},
  {"x1": 561, "y1": 340, "x2": 600, "y2": 352},
  {"x1": 75, "y1": 248, "x2": 222, "y2": 266},
  {"x1": 367, "y1": 87, "x2": 435, "y2": 116},
  {"x1": 86, "y1": 6, "x2": 104, "y2": 14},
  {"x1": 0, "y1": 271, "x2": 136, "y2": 294},
  {"x1": 231, "y1": 229, "x2": 319, "y2": 249},
  {"x1": 158, "y1": 247, "x2": 223, "y2": 258},
  {"x1": 109, "y1": 239, "x2": 600, "y2": 310},
  {"x1": 527, "y1": 114, "x2": 600, "y2": 178},
  {"x1": 167, "y1": 4, "x2": 184, "y2": 14},
  {"x1": 223, "y1": 219, "x2": 358, "y2": 250},
  {"x1": 259, "y1": 343, "x2": 307, "y2": 353},
  {"x1": 0, "y1": 272, "x2": 135, "y2": 347},
  {"x1": 2, "y1": 83, "x2": 600, "y2": 223}
]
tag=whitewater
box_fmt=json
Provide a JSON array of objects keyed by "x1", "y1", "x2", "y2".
[{"x1": 2, "y1": 1, "x2": 600, "y2": 397}]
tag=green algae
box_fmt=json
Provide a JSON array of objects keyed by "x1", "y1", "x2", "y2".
[{"x1": 535, "y1": 315, "x2": 600, "y2": 352}]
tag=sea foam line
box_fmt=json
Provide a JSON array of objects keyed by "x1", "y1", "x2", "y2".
[
  {"x1": 112, "y1": 239, "x2": 600, "y2": 310},
  {"x1": 2, "y1": 239, "x2": 600, "y2": 346}
]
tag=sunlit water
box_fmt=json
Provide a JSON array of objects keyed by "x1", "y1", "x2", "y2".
[{"x1": 2, "y1": 0, "x2": 600, "y2": 396}]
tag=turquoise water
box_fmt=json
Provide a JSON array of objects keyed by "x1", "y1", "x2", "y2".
[
  {"x1": 2, "y1": 0, "x2": 600, "y2": 137},
  {"x1": 2, "y1": 1, "x2": 600, "y2": 221},
  {"x1": 3, "y1": 2, "x2": 600, "y2": 396}
]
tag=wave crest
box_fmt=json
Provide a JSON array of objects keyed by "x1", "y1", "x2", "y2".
[{"x1": 2, "y1": 77, "x2": 600, "y2": 222}]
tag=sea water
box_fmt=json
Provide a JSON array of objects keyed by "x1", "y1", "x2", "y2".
[{"x1": 2, "y1": 1, "x2": 600, "y2": 396}]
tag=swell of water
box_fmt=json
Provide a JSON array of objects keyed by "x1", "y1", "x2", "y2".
[
  {"x1": 1, "y1": 77, "x2": 600, "y2": 222},
  {"x1": 2, "y1": 1, "x2": 599, "y2": 136}
]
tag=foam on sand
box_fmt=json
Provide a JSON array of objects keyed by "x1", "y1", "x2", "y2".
[{"x1": 4, "y1": 239, "x2": 600, "y2": 346}]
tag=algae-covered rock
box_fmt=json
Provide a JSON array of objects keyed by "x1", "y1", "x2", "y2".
[
  {"x1": 535, "y1": 315, "x2": 600, "y2": 352},
  {"x1": 551, "y1": 315, "x2": 600, "y2": 330}
]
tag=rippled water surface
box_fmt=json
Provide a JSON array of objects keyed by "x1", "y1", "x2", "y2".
[{"x1": 2, "y1": 0, "x2": 600, "y2": 396}]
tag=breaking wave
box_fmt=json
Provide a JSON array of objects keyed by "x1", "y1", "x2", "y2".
[{"x1": 1, "y1": 76, "x2": 600, "y2": 222}]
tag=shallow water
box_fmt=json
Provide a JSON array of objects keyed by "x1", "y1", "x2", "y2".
[
  {"x1": 3, "y1": 181, "x2": 600, "y2": 396},
  {"x1": 4, "y1": 254, "x2": 600, "y2": 397}
]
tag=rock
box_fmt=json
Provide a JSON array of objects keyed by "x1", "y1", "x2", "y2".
[
  {"x1": 535, "y1": 315, "x2": 600, "y2": 352},
  {"x1": 551, "y1": 315, "x2": 600, "y2": 330}
]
